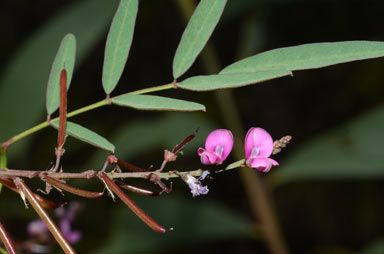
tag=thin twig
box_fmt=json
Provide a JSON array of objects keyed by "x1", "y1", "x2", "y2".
[
  {"x1": 0, "y1": 221, "x2": 16, "y2": 254},
  {"x1": 13, "y1": 177, "x2": 76, "y2": 254},
  {"x1": 0, "y1": 168, "x2": 208, "y2": 180},
  {"x1": 98, "y1": 172, "x2": 169, "y2": 233}
]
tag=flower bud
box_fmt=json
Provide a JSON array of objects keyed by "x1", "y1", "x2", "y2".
[
  {"x1": 244, "y1": 127, "x2": 279, "y2": 172},
  {"x1": 197, "y1": 129, "x2": 233, "y2": 165}
]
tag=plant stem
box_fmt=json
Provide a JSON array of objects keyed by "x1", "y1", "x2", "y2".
[
  {"x1": 0, "y1": 221, "x2": 16, "y2": 254},
  {"x1": 127, "y1": 83, "x2": 175, "y2": 95},
  {"x1": 0, "y1": 149, "x2": 6, "y2": 193},
  {"x1": 14, "y1": 177, "x2": 76, "y2": 254},
  {"x1": 1, "y1": 82, "x2": 174, "y2": 148},
  {"x1": 0, "y1": 160, "x2": 245, "y2": 180},
  {"x1": 0, "y1": 168, "x2": 199, "y2": 180}
]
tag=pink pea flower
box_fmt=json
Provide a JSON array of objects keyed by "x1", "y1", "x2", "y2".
[
  {"x1": 197, "y1": 129, "x2": 233, "y2": 165},
  {"x1": 244, "y1": 127, "x2": 279, "y2": 172}
]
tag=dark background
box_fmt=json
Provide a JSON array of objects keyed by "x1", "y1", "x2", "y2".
[{"x1": 1, "y1": 0, "x2": 384, "y2": 253}]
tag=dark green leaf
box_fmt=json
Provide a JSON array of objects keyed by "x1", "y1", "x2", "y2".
[{"x1": 102, "y1": 0, "x2": 138, "y2": 94}]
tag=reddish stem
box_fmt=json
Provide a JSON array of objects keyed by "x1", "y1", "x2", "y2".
[
  {"x1": 13, "y1": 177, "x2": 76, "y2": 254},
  {"x1": 44, "y1": 176, "x2": 103, "y2": 198},
  {"x1": 117, "y1": 159, "x2": 148, "y2": 172},
  {"x1": 0, "y1": 177, "x2": 60, "y2": 209},
  {"x1": 0, "y1": 221, "x2": 16, "y2": 254},
  {"x1": 115, "y1": 180, "x2": 159, "y2": 196},
  {"x1": 57, "y1": 68, "x2": 67, "y2": 150},
  {"x1": 172, "y1": 128, "x2": 198, "y2": 154},
  {"x1": 98, "y1": 172, "x2": 168, "y2": 233}
]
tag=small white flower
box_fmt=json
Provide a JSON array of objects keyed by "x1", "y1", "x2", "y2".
[{"x1": 183, "y1": 171, "x2": 209, "y2": 197}]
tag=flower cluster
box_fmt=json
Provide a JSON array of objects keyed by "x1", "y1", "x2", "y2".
[
  {"x1": 198, "y1": 127, "x2": 279, "y2": 172},
  {"x1": 179, "y1": 127, "x2": 280, "y2": 197},
  {"x1": 27, "y1": 202, "x2": 82, "y2": 245}
]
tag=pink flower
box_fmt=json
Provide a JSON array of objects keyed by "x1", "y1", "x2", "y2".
[
  {"x1": 198, "y1": 129, "x2": 233, "y2": 165},
  {"x1": 244, "y1": 127, "x2": 279, "y2": 172}
]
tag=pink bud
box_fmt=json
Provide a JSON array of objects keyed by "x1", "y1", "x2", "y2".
[
  {"x1": 244, "y1": 127, "x2": 279, "y2": 172},
  {"x1": 198, "y1": 129, "x2": 233, "y2": 165}
]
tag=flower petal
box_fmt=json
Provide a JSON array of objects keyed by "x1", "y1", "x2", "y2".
[
  {"x1": 246, "y1": 157, "x2": 278, "y2": 172},
  {"x1": 204, "y1": 129, "x2": 233, "y2": 162},
  {"x1": 184, "y1": 174, "x2": 209, "y2": 197},
  {"x1": 244, "y1": 127, "x2": 274, "y2": 158},
  {"x1": 198, "y1": 148, "x2": 220, "y2": 165}
]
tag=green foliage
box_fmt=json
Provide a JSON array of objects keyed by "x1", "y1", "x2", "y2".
[
  {"x1": 178, "y1": 70, "x2": 292, "y2": 91},
  {"x1": 3, "y1": 1, "x2": 384, "y2": 253},
  {"x1": 46, "y1": 33, "x2": 76, "y2": 115},
  {"x1": 362, "y1": 239, "x2": 384, "y2": 254},
  {"x1": 0, "y1": 0, "x2": 118, "y2": 151},
  {"x1": 112, "y1": 94, "x2": 205, "y2": 111},
  {"x1": 51, "y1": 121, "x2": 115, "y2": 153},
  {"x1": 270, "y1": 105, "x2": 384, "y2": 185},
  {"x1": 221, "y1": 41, "x2": 384, "y2": 74},
  {"x1": 173, "y1": 0, "x2": 227, "y2": 79},
  {"x1": 102, "y1": 0, "x2": 138, "y2": 94},
  {"x1": 97, "y1": 195, "x2": 252, "y2": 253},
  {"x1": 0, "y1": 247, "x2": 8, "y2": 254}
]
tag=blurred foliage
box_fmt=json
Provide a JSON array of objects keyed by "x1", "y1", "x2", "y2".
[{"x1": 1, "y1": 0, "x2": 384, "y2": 253}]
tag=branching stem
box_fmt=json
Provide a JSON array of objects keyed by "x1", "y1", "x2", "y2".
[{"x1": 1, "y1": 82, "x2": 175, "y2": 148}]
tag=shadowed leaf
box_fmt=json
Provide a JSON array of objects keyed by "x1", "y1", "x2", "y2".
[
  {"x1": 51, "y1": 121, "x2": 115, "y2": 153},
  {"x1": 270, "y1": 105, "x2": 384, "y2": 186}
]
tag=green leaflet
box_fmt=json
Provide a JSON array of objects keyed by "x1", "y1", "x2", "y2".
[
  {"x1": 221, "y1": 41, "x2": 384, "y2": 74},
  {"x1": 173, "y1": 0, "x2": 227, "y2": 79},
  {"x1": 112, "y1": 94, "x2": 205, "y2": 112},
  {"x1": 178, "y1": 70, "x2": 292, "y2": 91},
  {"x1": 0, "y1": 0, "x2": 118, "y2": 150},
  {"x1": 51, "y1": 121, "x2": 115, "y2": 153},
  {"x1": 102, "y1": 0, "x2": 138, "y2": 94},
  {"x1": 46, "y1": 33, "x2": 76, "y2": 115}
]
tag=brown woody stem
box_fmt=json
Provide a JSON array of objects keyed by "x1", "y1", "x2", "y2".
[
  {"x1": 13, "y1": 177, "x2": 76, "y2": 254},
  {"x1": 115, "y1": 180, "x2": 159, "y2": 196},
  {"x1": 43, "y1": 176, "x2": 103, "y2": 198},
  {"x1": 0, "y1": 177, "x2": 59, "y2": 209},
  {"x1": 172, "y1": 128, "x2": 198, "y2": 154},
  {"x1": 0, "y1": 221, "x2": 16, "y2": 254},
  {"x1": 0, "y1": 168, "x2": 206, "y2": 179},
  {"x1": 98, "y1": 172, "x2": 168, "y2": 233},
  {"x1": 57, "y1": 69, "x2": 67, "y2": 150},
  {"x1": 117, "y1": 159, "x2": 148, "y2": 172}
]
